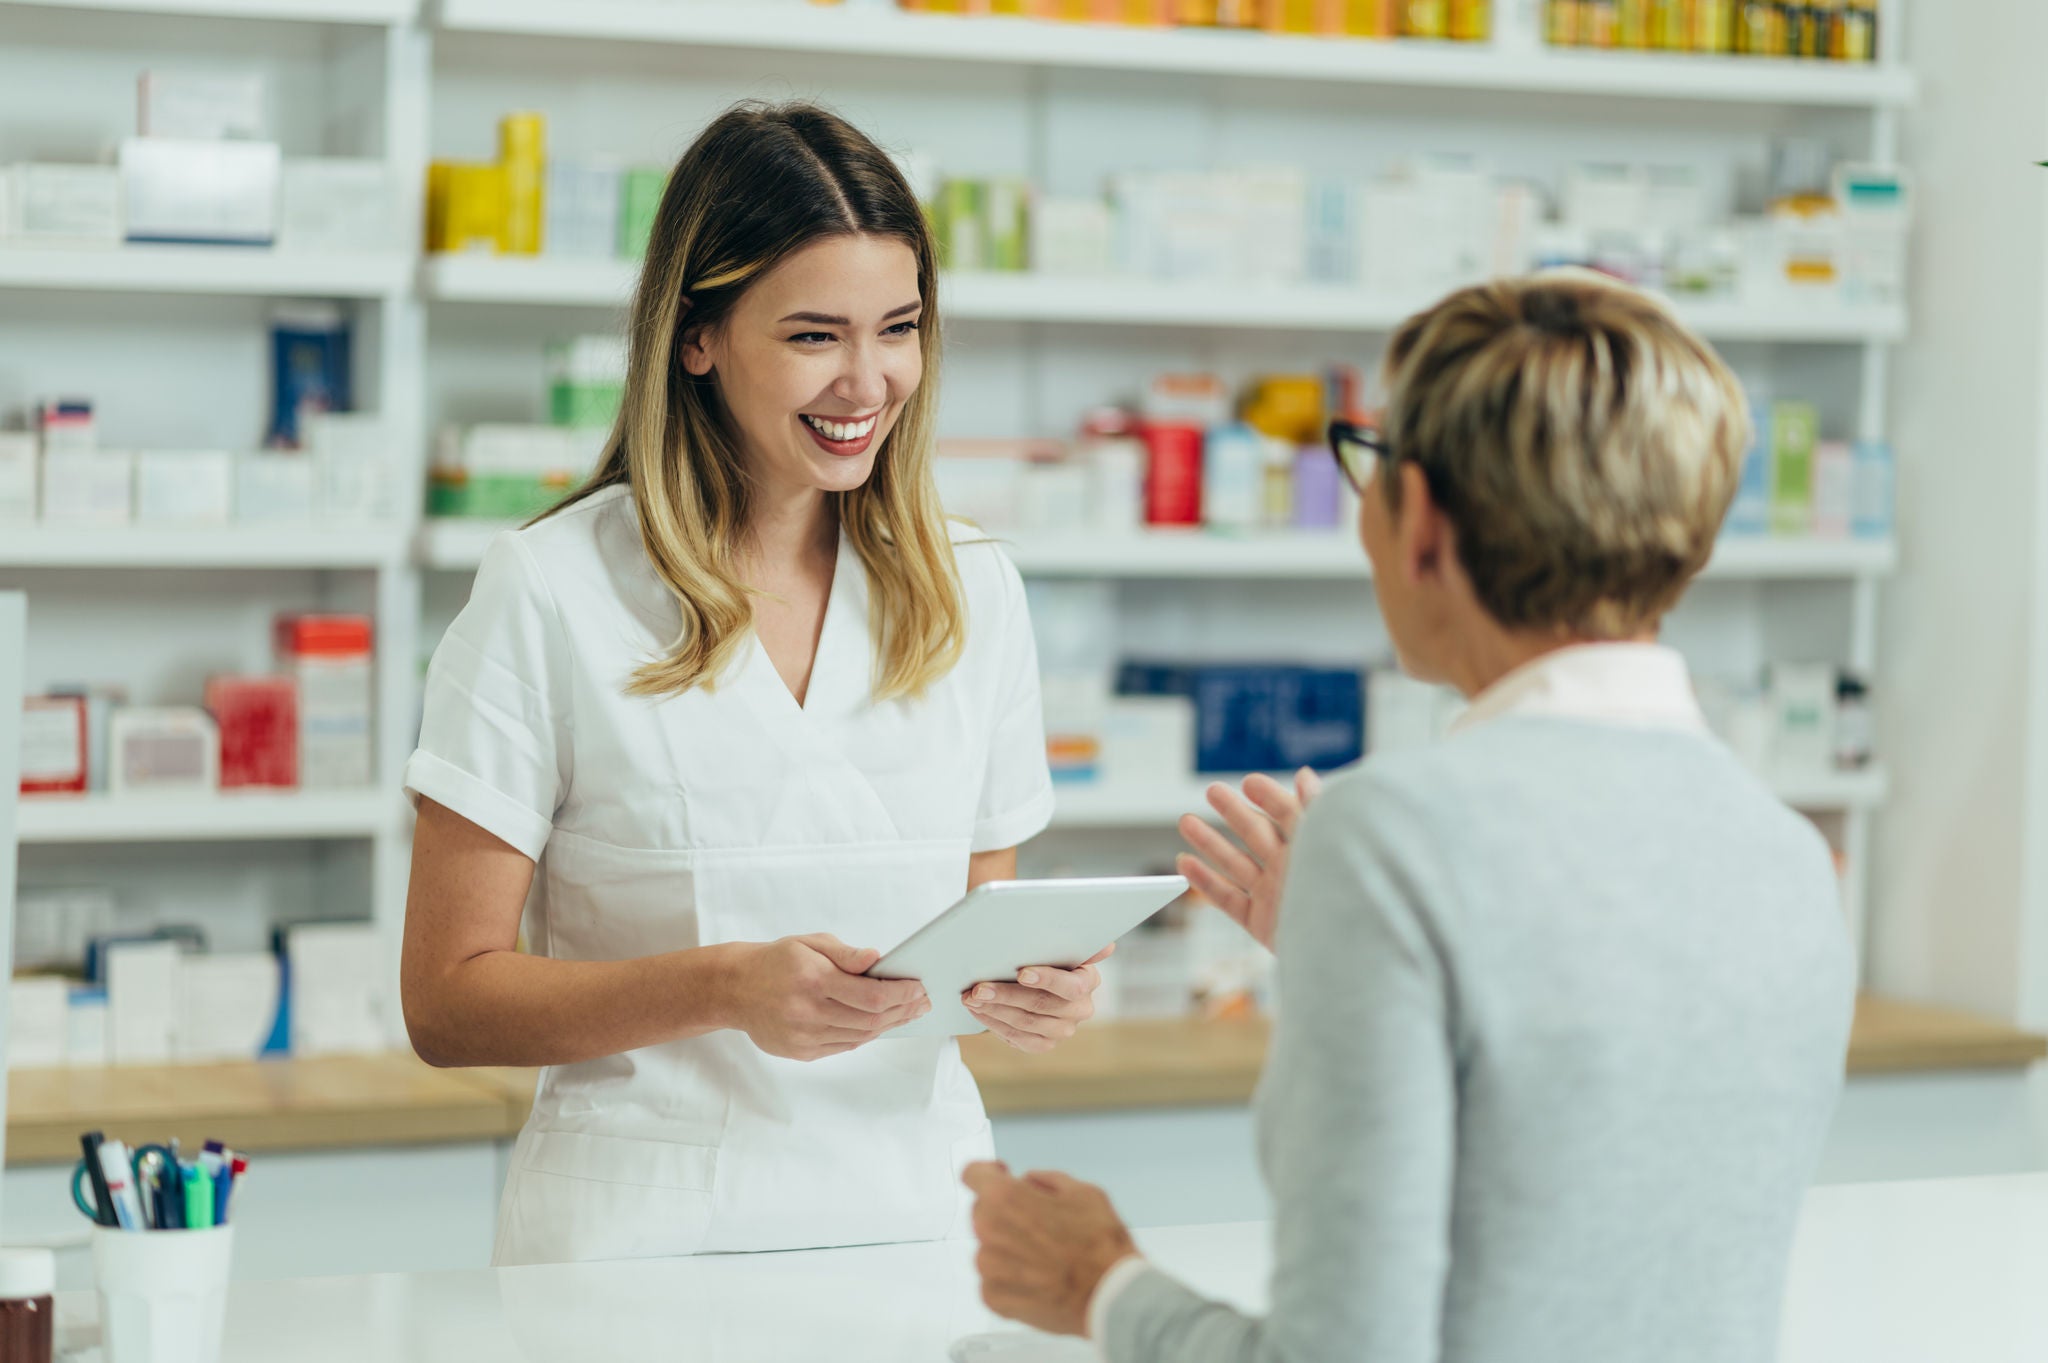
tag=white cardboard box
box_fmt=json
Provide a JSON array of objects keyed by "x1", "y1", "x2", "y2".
[
  {"x1": 41, "y1": 452, "x2": 133, "y2": 525},
  {"x1": 107, "y1": 940, "x2": 181, "y2": 1066},
  {"x1": 13, "y1": 163, "x2": 121, "y2": 244},
  {"x1": 235, "y1": 450, "x2": 317, "y2": 521},
  {"x1": 139, "y1": 70, "x2": 268, "y2": 141},
  {"x1": 120, "y1": 138, "x2": 279, "y2": 246},
  {"x1": 279, "y1": 158, "x2": 396, "y2": 253},
  {"x1": 177, "y1": 954, "x2": 283, "y2": 1062},
  {"x1": 135, "y1": 449, "x2": 234, "y2": 522},
  {"x1": 0, "y1": 431, "x2": 37, "y2": 519}
]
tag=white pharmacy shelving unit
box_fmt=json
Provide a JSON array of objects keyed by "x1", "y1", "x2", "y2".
[
  {"x1": 0, "y1": 0, "x2": 1915, "y2": 1043},
  {"x1": 412, "y1": 0, "x2": 1911, "y2": 974},
  {"x1": 0, "y1": 0, "x2": 430, "y2": 1013}
]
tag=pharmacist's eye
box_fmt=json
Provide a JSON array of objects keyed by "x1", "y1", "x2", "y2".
[
  {"x1": 883, "y1": 320, "x2": 921, "y2": 338},
  {"x1": 789, "y1": 332, "x2": 835, "y2": 346}
]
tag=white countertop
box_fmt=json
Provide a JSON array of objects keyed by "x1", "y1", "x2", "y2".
[{"x1": 55, "y1": 1172, "x2": 2048, "y2": 1362}]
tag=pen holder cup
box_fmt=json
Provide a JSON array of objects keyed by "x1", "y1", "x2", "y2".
[{"x1": 92, "y1": 1225, "x2": 233, "y2": 1363}]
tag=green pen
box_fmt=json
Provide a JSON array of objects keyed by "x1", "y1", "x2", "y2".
[{"x1": 183, "y1": 1162, "x2": 214, "y2": 1230}]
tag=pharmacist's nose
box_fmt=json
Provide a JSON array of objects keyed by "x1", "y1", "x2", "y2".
[{"x1": 834, "y1": 347, "x2": 889, "y2": 411}]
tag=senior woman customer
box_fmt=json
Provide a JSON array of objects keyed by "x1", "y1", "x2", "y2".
[{"x1": 964, "y1": 271, "x2": 1856, "y2": 1363}]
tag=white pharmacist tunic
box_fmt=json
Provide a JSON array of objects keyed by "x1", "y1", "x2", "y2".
[{"x1": 403, "y1": 485, "x2": 1055, "y2": 1266}]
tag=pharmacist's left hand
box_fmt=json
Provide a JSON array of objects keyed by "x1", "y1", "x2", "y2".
[{"x1": 964, "y1": 945, "x2": 1113, "y2": 1053}]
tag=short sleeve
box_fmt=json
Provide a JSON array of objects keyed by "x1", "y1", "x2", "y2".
[
  {"x1": 403, "y1": 533, "x2": 571, "y2": 861},
  {"x1": 971, "y1": 548, "x2": 1055, "y2": 852}
]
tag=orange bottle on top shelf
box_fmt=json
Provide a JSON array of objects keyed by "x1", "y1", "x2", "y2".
[
  {"x1": 1578, "y1": 0, "x2": 1618, "y2": 47},
  {"x1": 1546, "y1": 0, "x2": 1581, "y2": 44},
  {"x1": 1447, "y1": 0, "x2": 1487, "y2": 39},
  {"x1": 1347, "y1": 0, "x2": 1400, "y2": 35},
  {"x1": 1402, "y1": 0, "x2": 1449, "y2": 37},
  {"x1": 1691, "y1": 0, "x2": 1736, "y2": 52},
  {"x1": 1616, "y1": 0, "x2": 1651, "y2": 47}
]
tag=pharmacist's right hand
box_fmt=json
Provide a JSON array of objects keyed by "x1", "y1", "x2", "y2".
[
  {"x1": 719, "y1": 934, "x2": 930, "y2": 1062},
  {"x1": 1175, "y1": 769, "x2": 1324, "y2": 953}
]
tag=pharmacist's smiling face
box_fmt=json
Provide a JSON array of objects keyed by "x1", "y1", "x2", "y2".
[{"x1": 687, "y1": 233, "x2": 924, "y2": 500}]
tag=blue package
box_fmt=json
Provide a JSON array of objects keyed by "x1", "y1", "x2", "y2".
[
  {"x1": 1851, "y1": 439, "x2": 1895, "y2": 540},
  {"x1": 1122, "y1": 662, "x2": 1363, "y2": 773},
  {"x1": 268, "y1": 305, "x2": 353, "y2": 447}
]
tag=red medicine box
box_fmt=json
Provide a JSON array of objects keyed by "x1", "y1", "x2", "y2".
[
  {"x1": 20, "y1": 696, "x2": 88, "y2": 795},
  {"x1": 206, "y1": 675, "x2": 299, "y2": 789}
]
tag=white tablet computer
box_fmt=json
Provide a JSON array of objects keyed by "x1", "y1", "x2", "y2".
[{"x1": 870, "y1": 876, "x2": 1189, "y2": 1038}]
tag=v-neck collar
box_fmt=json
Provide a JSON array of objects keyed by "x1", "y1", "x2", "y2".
[{"x1": 746, "y1": 527, "x2": 868, "y2": 723}]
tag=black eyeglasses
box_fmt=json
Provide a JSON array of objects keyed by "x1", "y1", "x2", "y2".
[{"x1": 1327, "y1": 418, "x2": 1392, "y2": 496}]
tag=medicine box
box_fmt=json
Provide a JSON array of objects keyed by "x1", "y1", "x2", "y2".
[
  {"x1": 139, "y1": 70, "x2": 268, "y2": 141},
  {"x1": 276, "y1": 614, "x2": 373, "y2": 788},
  {"x1": 236, "y1": 450, "x2": 317, "y2": 521},
  {"x1": 134, "y1": 449, "x2": 234, "y2": 523},
  {"x1": 21, "y1": 696, "x2": 88, "y2": 795},
  {"x1": 279, "y1": 158, "x2": 396, "y2": 253},
  {"x1": 303, "y1": 412, "x2": 390, "y2": 520},
  {"x1": 207, "y1": 674, "x2": 298, "y2": 789},
  {"x1": 1769, "y1": 401, "x2": 1819, "y2": 536},
  {"x1": 0, "y1": 431, "x2": 37, "y2": 519},
  {"x1": 120, "y1": 138, "x2": 280, "y2": 246},
  {"x1": 108, "y1": 706, "x2": 220, "y2": 795},
  {"x1": 544, "y1": 160, "x2": 622, "y2": 260},
  {"x1": 13, "y1": 164, "x2": 121, "y2": 244},
  {"x1": 41, "y1": 451, "x2": 134, "y2": 525}
]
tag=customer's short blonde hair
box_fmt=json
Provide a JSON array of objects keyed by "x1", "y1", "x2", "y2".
[{"x1": 1380, "y1": 271, "x2": 1751, "y2": 639}]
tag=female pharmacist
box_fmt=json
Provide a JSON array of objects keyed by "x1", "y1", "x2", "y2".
[
  {"x1": 400, "y1": 102, "x2": 1092, "y2": 1266},
  {"x1": 965, "y1": 273, "x2": 1856, "y2": 1362}
]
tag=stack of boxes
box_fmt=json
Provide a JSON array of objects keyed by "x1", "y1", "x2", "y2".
[
  {"x1": 427, "y1": 112, "x2": 669, "y2": 261},
  {"x1": 0, "y1": 71, "x2": 395, "y2": 253}
]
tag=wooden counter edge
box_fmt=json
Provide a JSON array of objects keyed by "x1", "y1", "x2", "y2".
[{"x1": 8, "y1": 996, "x2": 2041, "y2": 1162}]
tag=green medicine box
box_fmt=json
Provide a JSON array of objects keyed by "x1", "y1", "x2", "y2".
[
  {"x1": 619, "y1": 168, "x2": 667, "y2": 259},
  {"x1": 1769, "y1": 401, "x2": 1819, "y2": 537}
]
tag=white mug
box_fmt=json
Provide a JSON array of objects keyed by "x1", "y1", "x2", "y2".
[{"x1": 91, "y1": 1225, "x2": 233, "y2": 1363}]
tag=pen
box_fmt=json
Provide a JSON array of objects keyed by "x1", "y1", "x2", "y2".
[
  {"x1": 182, "y1": 1161, "x2": 214, "y2": 1231},
  {"x1": 78, "y1": 1132, "x2": 118, "y2": 1228},
  {"x1": 221, "y1": 1153, "x2": 248, "y2": 1223},
  {"x1": 97, "y1": 1140, "x2": 145, "y2": 1231}
]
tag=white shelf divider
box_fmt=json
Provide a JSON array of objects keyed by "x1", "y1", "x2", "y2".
[
  {"x1": 1052, "y1": 765, "x2": 1889, "y2": 830},
  {"x1": 17, "y1": 790, "x2": 396, "y2": 845},
  {"x1": 0, "y1": 247, "x2": 411, "y2": 299},
  {"x1": 435, "y1": 0, "x2": 1915, "y2": 109},
  {"x1": 419, "y1": 257, "x2": 1908, "y2": 345},
  {"x1": 0, "y1": 524, "x2": 407, "y2": 570}
]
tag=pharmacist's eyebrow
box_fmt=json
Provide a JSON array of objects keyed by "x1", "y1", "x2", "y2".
[{"x1": 778, "y1": 301, "x2": 922, "y2": 325}]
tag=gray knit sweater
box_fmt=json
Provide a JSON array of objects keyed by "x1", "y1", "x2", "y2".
[{"x1": 1105, "y1": 718, "x2": 1856, "y2": 1363}]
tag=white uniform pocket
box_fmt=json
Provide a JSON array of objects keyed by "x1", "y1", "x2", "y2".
[{"x1": 495, "y1": 1131, "x2": 719, "y2": 1266}]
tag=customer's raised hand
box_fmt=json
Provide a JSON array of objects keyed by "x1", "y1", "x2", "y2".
[{"x1": 1175, "y1": 768, "x2": 1323, "y2": 951}]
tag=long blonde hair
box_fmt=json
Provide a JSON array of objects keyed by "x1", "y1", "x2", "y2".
[{"x1": 546, "y1": 101, "x2": 963, "y2": 701}]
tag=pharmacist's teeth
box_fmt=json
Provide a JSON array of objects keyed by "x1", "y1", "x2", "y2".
[{"x1": 803, "y1": 414, "x2": 877, "y2": 442}]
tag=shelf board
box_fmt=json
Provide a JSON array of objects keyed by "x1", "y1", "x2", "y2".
[
  {"x1": 0, "y1": 523, "x2": 406, "y2": 570},
  {"x1": 17, "y1": 790, "x2": 395, "y2": 844},
  {"x1": 0, "y1": 0, "x2": 415, "y2": 22},
  {"x1": 0, "y1": 246, "x2": 410, "y2": 299},
  {"x1": 419, "y1": 519, "x2": 1895, "y2": 582},
  {"x1": 1051, "y1": 765, "x2": 1887, "y2": 830},
  {"x1": 435, "y1": 0, "x2": 1914, "y2": 109},
  {"x1": 420, "y1": 257, "x2": 1908, "y2": 345}
]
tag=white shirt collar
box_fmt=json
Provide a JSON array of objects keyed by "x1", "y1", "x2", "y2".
[{"x1": 1448, "y1": 642, "x2": 1708, "y2": 736}]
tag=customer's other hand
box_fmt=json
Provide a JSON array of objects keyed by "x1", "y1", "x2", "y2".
[
  {"x1": 963, "y1": 1161, "x2": 1139, "y2": 1338},
  {"x1": 1175, "y1": 768, "x2": 1323, "y2": 950}
]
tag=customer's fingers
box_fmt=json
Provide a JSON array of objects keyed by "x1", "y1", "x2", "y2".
[
  {"x1": 1296, "y1": 766, "x2": 1324, "y2": 807},
  {"x1": 1211, "y1": 782, "x2": 1283, "y2": 861},
  {"x1": 1241, "y1": 772, "x2": 1304, "y2": 837},
  {"x1": 1178, "y1": 814, "x2": 1260, "y2": 887},
  {"x1": 973, "y1": 1010, "x2": 1058, "y2": 1053},
  {"x1": 1176, "y1": 853, "x2": 1252, "y2": 925},
  {"x1": 1015, "y1": 964, "x2": 1093, "y2": 1002}
]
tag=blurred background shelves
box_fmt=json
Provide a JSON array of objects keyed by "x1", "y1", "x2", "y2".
[
  {"x1": 0, "y1": 246, "x2": 410, "y2": 299},
  {"x1": 16, "y1": 789, "x2": 394, "y2": 844},
  {"x1": 432, "y1": 0, "x2": 1915, "y2": 109},
  {"x1": 1, "y1": 0, "x2": 415, "y2": 21},
  {"x1": 0, "y1": 524, "x2": 406, "y2": 570}
]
